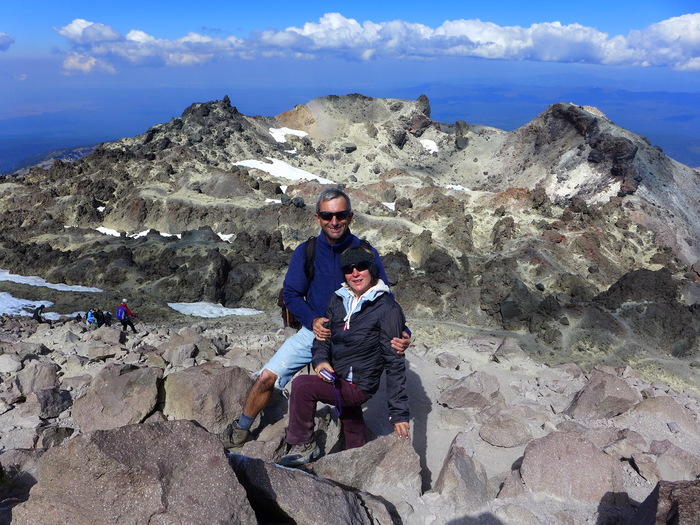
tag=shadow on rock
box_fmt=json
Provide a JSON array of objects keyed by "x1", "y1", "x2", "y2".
[{"x1": 446, "y1": 514, "x2": 504, "y2": 524}]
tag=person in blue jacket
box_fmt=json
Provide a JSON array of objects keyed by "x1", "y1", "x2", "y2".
[{"x1": 220, "y1": 187, "x2": 411, "y2": 448}]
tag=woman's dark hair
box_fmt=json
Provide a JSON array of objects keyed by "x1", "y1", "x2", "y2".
[{"x1": 341, "y1": 246, "x2": 379, "y2": 279}]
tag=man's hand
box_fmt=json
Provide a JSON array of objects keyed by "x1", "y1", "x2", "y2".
[
  {"x1": 390, "y1": 331, "x2": 411, "y2": 355},
  {"x1": 394, "y1": 421, "x2": 410, "y2": 439},
  {"x1": 312, "y1": 317, "x2": 331, "y2": 340}
]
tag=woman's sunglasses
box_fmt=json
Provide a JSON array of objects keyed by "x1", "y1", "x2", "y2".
[
  {"x1": 317, "y1": 210, "x2": 351, "y2": 221},
  {"x1": 342, "y1": 260, "x2": 372, "y2": 274}
]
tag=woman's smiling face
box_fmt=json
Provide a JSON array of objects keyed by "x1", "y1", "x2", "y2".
[{"x1": 345, "y1": 265, "x2": 373, "y2": 296}]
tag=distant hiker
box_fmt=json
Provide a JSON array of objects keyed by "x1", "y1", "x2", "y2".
[
  {"x1": 33, "y1": 304, "x2": 46, "y2": 324},
  {"x1": 219, "y1": 188, "x2": 411, "y2": 449},
  {"x1": 94, "y1": 309, "x2": 106, "y2": 327},
  {"x1": 86, "y1": 308, "x2": 97, "y2": 327},
  {"x1": 116, "y1": 299, "x2": 138, "y2": 334},
  {"x1": 103, "y1": 310, "x2": 112, "y2": 327}
]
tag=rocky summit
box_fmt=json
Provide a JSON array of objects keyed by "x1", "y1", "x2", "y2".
[{"x1": 0, "y1": 94, "x2": 699, "y2": 524}]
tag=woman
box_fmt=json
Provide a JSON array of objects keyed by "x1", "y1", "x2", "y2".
[{"x1": 279, "y1": 246, "x2": 409, "y2": 467}]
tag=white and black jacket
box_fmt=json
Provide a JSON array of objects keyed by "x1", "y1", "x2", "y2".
[{"x1": 311, "y1": 280, "x2": 409, "y2": 424}]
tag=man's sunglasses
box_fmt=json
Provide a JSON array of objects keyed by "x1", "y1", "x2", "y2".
[
  {"x1": 342, "y1": 260, "x2": 372, "y2": 274},
  {"x1": 317, "y1": 210, "x2": 351, "y2": 221}
]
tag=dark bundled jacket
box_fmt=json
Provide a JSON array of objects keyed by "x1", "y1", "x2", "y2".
[{"x1": 311, "y1": 282, "x2": 409, "y2": 424}]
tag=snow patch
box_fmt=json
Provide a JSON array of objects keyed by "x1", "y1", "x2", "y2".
[
  {"x1": 168, "y1": 301, "x2": 263, "y2": 318},
  {"x1": 234, "y1": 157, "x2": 335, "y2": 184},
  {"x1": 421, "y1": 139, "x2": 438, "y2": 154},
  {"x1": 269, "y1": 127, "x2": 308, "y2": 143},
  {"x1": 0, "y1": 268, "x2": 103, "y2": 292}
]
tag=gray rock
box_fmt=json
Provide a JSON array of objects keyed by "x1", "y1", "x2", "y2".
[
  {"x1": 0, "y1": 448, "x2": 44, "y2": 520},
  {"x1": 17, "y1": 361, "x2": 59, "y2": 395},
  {"x1": 18, "y1": 387, "x2": 72, "y2": 419},
  {"x1": 649, "y1": 440, "x2": 700, "y2": 482},
  {"x1": 493, "y1": 504, "x2": 543, "y2": 525},
  {"x1": 12, "y1": 420, "x2": 256, "y2": 525},
  {"x1": 229, "y1": 454, "x2": 393, "y2": 524},
  {"x1": 479, "y1": 406, "x2": 534, "y2": 448},
  {"x1": 565, "y1": 369, "x2": 642, "y2": 420},
  {"x1": 162, "y1": 362, "x2": 254, "y2": 434},
  {"x1": 72, "y1": 364, "x2": 162, "y2": 432},
  {"x1": 163, "y1": 342, "x2": 197, "y2": 366},
  {"x1": 0, "y1": 353, "x2": 22, "y2": 373},
  {"x1": 519, "y1": 431, "x2": 626, "y2": 503},
  {"x1": 437, "y1": 371, "x2": 504, "y2": 410},
  {"x1": 309, "y1": 434, "x2": 422, "y2": 517},
  {"x1": 634, "y1": 395, "x2": 700, "y2": 437},
  {"x1": 431, "y1": 432, "x2": 490, "y2": 512},
  {"x1": 435, "y1": 351, "x2": 461, "y2": 369}
]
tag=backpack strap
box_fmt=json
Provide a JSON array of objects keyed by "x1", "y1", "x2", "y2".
[{"x1": 303, "y1": 236, "x2": 317, "y2": 282}]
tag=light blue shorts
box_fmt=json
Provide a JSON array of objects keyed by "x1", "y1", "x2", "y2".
[{"x1": 260, "y1": 326, "x2": 315, "y2": 389}]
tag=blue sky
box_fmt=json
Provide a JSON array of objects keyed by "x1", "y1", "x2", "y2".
[{"x1": 1, "y1": 1, "x2": 700, "y2": 170}]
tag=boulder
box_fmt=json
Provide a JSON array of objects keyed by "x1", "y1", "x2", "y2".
[
  {"x1": 163, "y1": 343, "x2": 197, "y2": 367},
  {"x1": 0, "y1": 353, "x2": 22, "y2": 373},
  {"x1": 479, "y1": 406, "x2": 534, "y2": 448},
  {"x1": 16, "y1": 361, "x2": 59, "y2": 395},
  {"x1": 518, "y1": 431, "x2": 626, "y2": 503},
  {"x1": 634, "y1": 395, "x2": 700, "y2": 437},
  {"x1": 309, "y1": 434, "x2": 422, "y2": 517},
  {"x1": 17, "y1": 387, "x2": 72, "y2": 419},
  {"x1": 162, "y1": 362, "x2": 254, "y2": 434},
  {"x1": 432, "y1": 432, "x2": 490, "y2": 512},
  {"x1": 72, "y1": 364, "x2": 162, "y2": 432},
  {"x1": 229, "y1": 454, "x2": 394, "y2": 524},
  {"x1": 12, "y1": 420, "x2": 256, "y2": 525},
  {"x1": 565, "y1": 369, "x2": 642, "y2": 420},
  {"x1": 647, "y1": 440, "x2": 700, "y2": 482},
  {"x1": 437, "y1": 371, "x2": 504, "y2": 410}
]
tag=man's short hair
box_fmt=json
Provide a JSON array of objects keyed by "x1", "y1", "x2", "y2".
[{"x1": 316, "y1": 188, "x2": 352, "y2": 213}]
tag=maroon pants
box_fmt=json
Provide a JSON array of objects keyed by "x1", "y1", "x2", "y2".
[{"x1": 286, "y1": 374, "x2": 371, "y2": 449}]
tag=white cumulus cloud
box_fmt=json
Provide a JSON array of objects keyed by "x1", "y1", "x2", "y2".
[
  {"x1": 0, "y1": 32, "x2": 15, "y2": 51},
  {"x1": 54, "y1": 13, "x2": 700, "y2": 73},
  {"x1": 56, "y1": 19, "x2": 122, "y2": 44}
]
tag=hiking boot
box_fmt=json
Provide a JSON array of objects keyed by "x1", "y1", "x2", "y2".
[
  {"x1": 219, "y1": 420, "x2": 250, "y2": 449},
  {"x1": 278, "y1": 442, "x2": 320, "y2": 467}
]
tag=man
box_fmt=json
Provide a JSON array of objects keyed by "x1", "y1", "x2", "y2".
[{"x1": 221, "y1": 187, "x2": 410, "y2": 448}]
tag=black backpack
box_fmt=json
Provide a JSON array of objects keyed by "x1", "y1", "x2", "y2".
[{"x1": 278, "y1": 237, "x2": 372, "y2": 329}]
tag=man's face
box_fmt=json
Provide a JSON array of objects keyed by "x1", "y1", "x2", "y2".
[{"x1": 315, "y1": 197, "x2": 353, "y2": 244}]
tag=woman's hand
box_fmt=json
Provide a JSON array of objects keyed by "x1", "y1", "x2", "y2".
[
  {"x1": 390, "y1": 331, "x2": 411, "y2": 355},
  {"x1": 314, "y1": 363, "x2": 335, "y2": 382},
  {"x1": 312, "y1": 317, "x2": 331, "y2": 341},
  {"x1": 394, "y1": 421, "x2": 410, "y2": 439}
]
